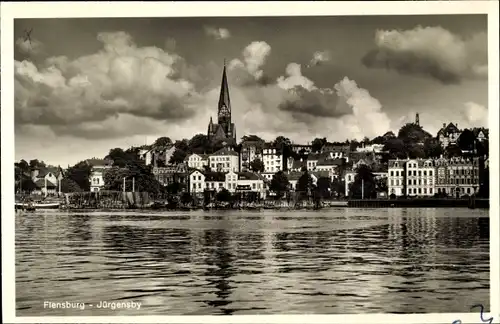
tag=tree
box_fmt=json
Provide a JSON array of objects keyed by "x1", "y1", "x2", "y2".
[
  {"x1": 29, "y1": 159, "x2": 46, "y2": 169},
  {"x1": 311, "y1": 137, "x2": 327, "y2": 153},
  {"x1": 188, "y1": 134, "x2": 210, "y2": 154},
  {"x1": 397, "y1": 123, "x2": 432, "y2": 144},
  {"x1": 375, "y1": 176, "x2": 388, "y2": 193},
  {"x1": 331, "y1": 177, "x2": 345, "y2": 198},
  {"x1": 180, "y1": 192, "x2": 193, "y2": 205},
  {"x1": 216, "y1": 188, "x2": 232, "y2": 202},
  {"x1": 15, "y1": 159, "x2": 30, "y2": 172},
  {"x1": 154, "y1": 136, "x2": 173, "y2": 148},
  {"x1": 169, "y1": 148, "x2": 188, "y2": 165},
  {"x1": 445, "y1": 144, "x2": 462, "y2": 158},
  {"x1": 371, "y1": 136, "x2": 387, "y2": 145},
  {"x1": 348, "y1": 164, "x2": 377, "y2": 199},
  {"x1": 273, "y1": 136, "x2": 293, "y2": 159},
  {"x1": 270, "y1": 171, "x2": 290, "y2": 199},
  {"x1": 477, "y1": 140, "x2": 489, "y2": 156},
  {"x1": 60, "y1": 178, "x2": 82, "y2": 193},
  {"x1": 249, "y1": 159, "x2": 264, "y2": 173},
  {"x1": 316, "y1": 177, "x2": 331, "y2": 198},
  {"x1": 423, "y1": 139, "x2": 444, "y2": 158},
  {"x1": 407, "y1": 144, "x2": 425, "y2": 159},
  {"x1": 383, "y1": 138, "x2": 407, "y2": 159},
  {"x1": 457, "y1": 129, "x2": 476, "y2": 152},
  {"x1": 296, "y1": 171, "x2": 314, "y2": 200},
  {"x1": 66, "y1": 161, "x2": 92, "y2": 191},
  {"x1": 349, "y1": 140, "x2": 360, "y2": 152}
]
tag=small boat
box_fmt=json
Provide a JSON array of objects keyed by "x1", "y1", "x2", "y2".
[{"x1": 15, "y1": 202, "x2": 61, "y2": 210}]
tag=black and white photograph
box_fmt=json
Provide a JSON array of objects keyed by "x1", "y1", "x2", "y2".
[{"x1": 2, "y1": 2, "x2": 499, "y2": 323}]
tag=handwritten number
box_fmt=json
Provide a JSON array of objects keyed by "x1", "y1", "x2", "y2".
[{"x1": 471, "y1": 304, "x2": 493, "y2": 324}]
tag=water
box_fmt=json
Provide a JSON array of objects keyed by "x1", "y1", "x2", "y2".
[{"x1": 15, "y1": 208, "x2": 490, "y2": 315}]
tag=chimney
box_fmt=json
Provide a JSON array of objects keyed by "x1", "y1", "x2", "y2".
[{"x1": 443, "y1": 123, "x2": 446, "y2": 128}]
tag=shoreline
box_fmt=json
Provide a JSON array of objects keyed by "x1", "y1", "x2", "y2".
[{"x1": 18, "y1": 198, "x2": 490, "y2": 212}]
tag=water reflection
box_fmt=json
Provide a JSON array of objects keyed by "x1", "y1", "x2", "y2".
[{"x1": 15, "y1": 208, "x2": 490, "y2": 315}]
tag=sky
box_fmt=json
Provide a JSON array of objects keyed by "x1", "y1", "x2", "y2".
[{"x1": 13, "y1": 15, "x2": 488, "y2": 167}]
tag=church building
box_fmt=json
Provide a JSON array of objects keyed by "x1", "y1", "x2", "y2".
[{"x1": 207, "y1": 62, "x2": 237, "y2": 145}]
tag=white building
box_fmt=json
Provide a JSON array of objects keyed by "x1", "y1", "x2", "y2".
[
  {"x1": 234, "y1": 171, "x2": 266, "y2": 198},
  {"x1": 186, "y1": 153, "x2": 209, "y2": 170},
  {"x1": 189, "y1": 169, "x2": 205, "y2": 194},
  {"x1": 405, "y1": 158, "x2": 435, "y2": 197},
  {"x1": 388, "y1": 159, "x2": 405, "y2": 197},
  {"x1": 31, "y1": 167, "x2": 64, "y2": 195},
  {"x1": 209, "y1": 147, "x2": 239, "y2": 172},
  {"x1": 262, "y1": 146, "x2": 283, "y2": 174},
  {"x1": 86, "y1": 158, "x2": 113, "y2": 192},
  {"x1": 306, "y1": 153, "x2": 320, "y2": 171}
]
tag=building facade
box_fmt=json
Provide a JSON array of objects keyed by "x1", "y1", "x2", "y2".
[
  {"x1": 209, "y1": 147, "x2": 239, "y2": 172},
  {"x1": 437, "y1": 122, "x2": 462, "y2": 148},
  {"x1": 435, "y1": 156, "x2": 480, "y2": 197}
]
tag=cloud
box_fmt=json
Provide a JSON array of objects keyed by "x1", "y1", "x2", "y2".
[
  {"x1": 15, "y1": 31, "x2": 203, "y2": 138},
  {"x1": 307, "y1": 50, "x2": 331, "y2": 68},
  {"x1": 204, "y1": 26, "x2": 231, "y2": 40},
  {"x1": 228, "y1": 41, "x2": 271, "y2": 85},
  {"x1": 16, "y1": 37, "x2": 44, "y2": 56},
  {"x1": 16, "y1": 34, "x2": 395, "y2": 165},
  {"x1": 461, "y1": 101, "x2": 488, "y2": 127},
  {"x1": 362, "y1": 26, "x2": 487, "y2": 84}
]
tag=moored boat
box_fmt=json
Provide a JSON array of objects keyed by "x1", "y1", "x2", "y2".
[{"x1": 15, "y1": 202, "x2": 61, "y2": 210}]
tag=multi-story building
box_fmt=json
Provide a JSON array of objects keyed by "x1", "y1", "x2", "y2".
[
  {"x1": 185, "y1": 153, "x2": 209, "y2": 170},
  {"x1": 204, "y1": 172, "x2": 226, "y2": 192},
  {"x1": 262, "y1": 144, "x2": 283, "y2": 175},
  {"x1": 388, "y1": 159, "x2": 405, "y2": 196},
  {"x1": 320, "y1": 144, "x2": 350, "y2": 162},
  {"x1": 435, "y1": 156, "x2": 480, "y2": 197},
  {"x1": 344, "y1": 162, "x2": 387, "y2": 197},
  {"x1": 404, "y1": 159, "x2": 435, "y2": 197},
  {"x1": 139, "y1": 145, "x2": 176, "y2": 166},
  {"x1": 239, "y1": 140, "x2": 263, "y2": 171},
  {"x1": 291, "y1": 143, "x2": 313, "y2": 155},
  {"x1": 209, "y1": 147, "x2": 239, "y2": 172},
  {"x1": 153, "y1": 163, "x2": 189, "y2": 191},
  {"x1": 188, "y1": 169, "x2": 205, "y2": 195},
  {"x1": 437, "y1": 122, "x2": 462, "y2": 148},
  {"x1": 31, "y1": 166, "x2": 65, "y2": 195},
  {"x1": 84, "y1": 158, "x2": 113, "y2": 192}
]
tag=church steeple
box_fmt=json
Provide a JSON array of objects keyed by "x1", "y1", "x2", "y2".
[{"x1": 218, "y1": 60, "x2": 231, "y2": 117}]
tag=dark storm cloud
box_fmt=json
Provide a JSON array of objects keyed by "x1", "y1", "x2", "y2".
[{"x1": 362, "y1": 26, "x2": 487, "y2": 84}]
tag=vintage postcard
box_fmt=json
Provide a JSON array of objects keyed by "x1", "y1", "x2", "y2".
[{"x1": 1, "y1": 1, "x2": 499, "y2": 324}]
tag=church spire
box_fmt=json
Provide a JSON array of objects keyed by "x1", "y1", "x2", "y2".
[{"x1": 218, "y1": 60, "x2": 231, "y2": 113}]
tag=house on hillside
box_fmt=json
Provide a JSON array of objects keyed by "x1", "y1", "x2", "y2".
[
  {"x1": 472, "y1": 127, "x2": 489, "y2": 142},
  {"x1": 437, "y1": 122, "x2": 462, "y2": 148}
]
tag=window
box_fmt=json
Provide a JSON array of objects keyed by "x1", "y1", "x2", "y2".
[
  {"x1": 418, "y1": 188, "x2": 421, "y2": 194},
  {"x1": 467, "y1": 187, "x2": 471, "y2": 194},
  {"x1": 198, "y1": 183, "x2": 201, "y2": 189},
  {"x1": 219, "y1": 183, "x2": 223, "y2": 187},
  {"x1": 424, "y1": 188, "x2": 427, "y2": 194},
  {"x1": 390, "y1": 171, "x2": 394, "y2": 177},
  {"x1": 391, "y1": 180, "x2": 394, "y2": 186},
  {"x1": 418, "y1": 171, "x2": 421, "y2": 176},
  {"x1": 429, "y1": 170, "x2": 433, "y2": 176},
  {"x1": 252, "y1": 183, "x2": 256, "y2": 189},
  {"x1": 430, "y1": 188, "x2": 433, "y2": 194},
  {"x1": 423, "y1": 171, "x2": 427, "y2": 176}
]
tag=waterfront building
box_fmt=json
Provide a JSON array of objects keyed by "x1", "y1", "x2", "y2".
[
  {"x1": 233, "y1": 171, "x2": 266, "y2": 198},
  {"x1": 153, "y1": 163, "x2": 189, "y2": 190},
  {"x1": 437, "y1": 122, "x2": 462, "y2": 148},
  {"x1": 404, "y1": 158, "x2": 435, "y2": 197},
  {"x1": 315, "y1": 153, "x2": 344, "y2": 179},
  {"x1": 388, "y1": 159, "x2": 405, "y2": 196},
  {"x1": 203, "y1": 171, "x2": 226, "y2": 192},
  {"x1": 209, "y1": 147, "x2": 239, "y2": 172},
  {"x1": 31, "y1": 166, "x2": 65, "y2": 195},
  {"x1": 344, "y1": 161, "x2": 387, "y2": 197},
  {"x1": 188, "y1": 169, "x2": 205, "y2": 195},
  {"x1": 435, "y1": 156, "x2": 480, "y2": 197},
  {"x1": 139, "y1": 144, "x2": 176, "y2": 167},
  {"x1": 287, "y1": 172, "x2": 303, "y2": 191},
  {"x1": 207, "y1": 62, "x2": 237, "y2": 145},
  {"x1": 185, "y1": 153, "x2": 209, "y2": 170}
]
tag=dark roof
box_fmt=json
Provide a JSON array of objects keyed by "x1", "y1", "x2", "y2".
[
  {"x1": 34, "y1": 178, "x2": 57, "y2": 188},
  {"x1": 291, "y1": 159, "x2": 306, "y2": 169},
  {"x1": 212, "y1": 147, "x2": 239, "y2": 156},
  {"x1": 86, "y1": 158, "x2": 113, "y2": 167},
  {"x1": 317, "y1": 157, "x2": 343, "y2": 166},
  {"x1": 203, "y1": 172, "x2": 226, "y2": 182},
  {"x1": 287, "y1": 171, "x2": 303, "y2": 181},
  {"x1": 321, "y1": 144, "x2": 350, "y2": 153},
  {"x1": 437, "y1": 122, "x2": 461, "y2": 136},
  {"x1": 311, "y1": 171, "x2": 330, "y2": 179},
  {"x1": 34, "y1": 166, "x2": 63, "y2": 178},
  {"x1": 236, "y1": 172, "x2": 261, "y2": 181},
  {"x1": 307, "y1": 153, "x2": 321, "y2": 160}
]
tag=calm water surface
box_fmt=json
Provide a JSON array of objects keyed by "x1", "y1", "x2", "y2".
[{"x1": 15, "y1": 208, "x2": 490, "y2": 315}]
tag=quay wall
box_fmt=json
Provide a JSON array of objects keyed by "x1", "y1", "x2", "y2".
[{"x1": 347, "y1": 198, "x2": 489, "y2": 209}]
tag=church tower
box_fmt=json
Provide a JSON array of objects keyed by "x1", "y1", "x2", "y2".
[
  {"x1": 415, "y1": 113, "x2": 420, "y2": 127},
  {"x1": 218, "y1": 61, "x2": 232, "y2": 136},
  {"x1": 207, "y1": 61, "x2": 237, "y2": 144}
]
